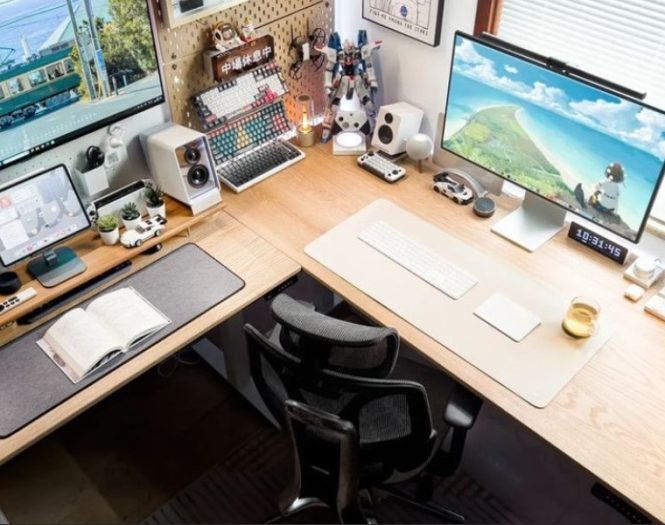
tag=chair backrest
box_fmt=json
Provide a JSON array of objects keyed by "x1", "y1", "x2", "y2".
[
  {"x1": 283, "y1": 399, "x2": 366, "y2": 524},
  {"x1": 245, "y1": 317, "x2": 437, "y2": 480}
]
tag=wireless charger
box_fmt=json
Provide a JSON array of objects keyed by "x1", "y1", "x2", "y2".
[{"x1": 333, "y1": 132, "x2": 367, "y2": 156}]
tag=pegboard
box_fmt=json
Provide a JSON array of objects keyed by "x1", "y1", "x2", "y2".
[{"x1": 151, "y1": 0, "x2": 334, "y2": 129}]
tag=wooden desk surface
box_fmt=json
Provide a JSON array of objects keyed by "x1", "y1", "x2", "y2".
[
  {"x1": 0, "y1": 210, "x2": 300, "y2": 465},
  {"x1": 223, "y1": 143, "x2": 665, "y2": 521}
]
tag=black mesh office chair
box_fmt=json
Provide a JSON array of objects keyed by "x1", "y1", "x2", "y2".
[
  {"x1": 280, "y1": 399, "x2": 365, "y2": 524},
  {"x1": 245, "y1": 293, "x2": 482, "y2": 524}
]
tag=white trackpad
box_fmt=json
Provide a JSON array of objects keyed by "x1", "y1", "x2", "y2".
[{"x1": 474, "y1": 293, "x2": 541, "y2": 343}]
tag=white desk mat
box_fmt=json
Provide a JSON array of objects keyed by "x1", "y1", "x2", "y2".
[
  {"x1": 0, "y1": 244, "x2": 245, "y2": 438},
  {"x1": 305, "y1": 199, "x2": 612, "y2": 408}
]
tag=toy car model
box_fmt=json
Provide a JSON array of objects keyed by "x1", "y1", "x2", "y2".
[
  {"x1": 120, "y1": 215, "x2": 167, "y2": 248},
  {"x1": 432, "y1": 173, "x2": 474, "y2": 205}
]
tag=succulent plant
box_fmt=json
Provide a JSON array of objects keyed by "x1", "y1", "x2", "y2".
[
  {"x1": 97, "y1": 214, "x2": 119, "y2": 233},
  {"x1": 144, "y1": 182, "x2": 164, "y2": 207},
  {"x1": 121, "y1": 202, "x2": 140, "y2": 220}
]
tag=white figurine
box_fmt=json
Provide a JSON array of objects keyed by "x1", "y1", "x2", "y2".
[
  {"x1": 212, "y1": 22, "x2": 243, "y2": 52},
  {"x1": 320, "y1": 30, "x2": 382, "y2": 143}
]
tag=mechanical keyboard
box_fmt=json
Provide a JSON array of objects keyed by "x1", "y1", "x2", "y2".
[
  {"x1": 358, "y1": 221, "x2": 479, "y2": 300},
  {"x1": 193, "y1": 61, "x2": 289, "y2": 131},
  {"x1": 207, "y1": 101, "x2": 292, "y2": 166},
  {"x1": 217, "y1": 139, "x2": 304, "y2": 193}
]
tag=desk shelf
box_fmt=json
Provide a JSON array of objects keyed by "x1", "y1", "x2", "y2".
[{"x1": 0, "y1": 197, "x2": 225, "y2": 328}]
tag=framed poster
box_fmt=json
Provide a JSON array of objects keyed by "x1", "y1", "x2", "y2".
[{"x1": 362, "y1": 0, "x2": 445, "y2": 47}]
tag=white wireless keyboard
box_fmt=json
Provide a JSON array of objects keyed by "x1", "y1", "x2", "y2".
[{"x1": 358, "y1": 221, "x2": 479, "y2": 300}]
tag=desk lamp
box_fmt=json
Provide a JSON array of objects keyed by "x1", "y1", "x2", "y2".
[{"x1": 296, "y1": 95, "x2": 316, "y2": 147}]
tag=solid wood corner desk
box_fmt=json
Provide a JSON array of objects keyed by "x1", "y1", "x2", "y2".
[
  {"x1": 1, "y1": 142, "x2": 664, "y2": 522},
  {"x1": 222, "y1": 142, "x2": 665, "y2": 523}
]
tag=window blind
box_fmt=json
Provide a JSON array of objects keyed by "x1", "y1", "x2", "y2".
[
  {"x1": 498, "y1": 0, "x2": 665, "y2": 105},
  {"x1": 497, "y1": 0, "x2": 665, "y2": 222}
]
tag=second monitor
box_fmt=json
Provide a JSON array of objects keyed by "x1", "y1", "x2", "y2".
[
  {"x1": 441, "y1": 32, "x2": 665, "y2": 251},
  {"x1": 0, "y1": 165, "x2": 90, "y2": 287}
]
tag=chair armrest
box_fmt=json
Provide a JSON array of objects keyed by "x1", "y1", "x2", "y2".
[
  {"x1": 423, "y1": 384, "x2": 483, "y2": 481},
  {"x1": 443, "y1": 384, "x2": 483, "y2": 430}
]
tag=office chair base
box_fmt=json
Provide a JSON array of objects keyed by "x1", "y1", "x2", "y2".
[
  {"x1": 269, "y1": 496, "x2": 370, "y2": 524},
  {"x1": 373, "y1": 486, "x2": 465, "y2": 524}
]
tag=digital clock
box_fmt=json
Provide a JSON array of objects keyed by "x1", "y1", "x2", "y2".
[{"x1": 568, "y1": 222, "x2": 629, "y2": 264}]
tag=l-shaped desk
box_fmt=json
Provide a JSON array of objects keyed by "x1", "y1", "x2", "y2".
[{"x1": 1, "y1": 142, "x2": 664, "y2": 522}]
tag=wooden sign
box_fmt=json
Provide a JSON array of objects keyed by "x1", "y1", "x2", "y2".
[{"x1": 204, "y1": 35, "x2": 275, "y2": 81}]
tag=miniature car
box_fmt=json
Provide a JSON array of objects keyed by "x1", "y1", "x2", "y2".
[
  {"x1": 432, "y1": 173, "x2": 474, "y2": 205},
  {"x1": 120, "y1": 215, "x2": 167, "y2": 248}
]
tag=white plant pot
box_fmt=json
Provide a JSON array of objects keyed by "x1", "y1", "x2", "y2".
[
  {"x1": 122, "y1": 217, "x2": 141, "y2": 231},
  {"x1": 100, "y1": 228, "x2": 120, "y2": 246},
  {"x1": 147, "y1": 203, "x2": 166, "y2": 218}
]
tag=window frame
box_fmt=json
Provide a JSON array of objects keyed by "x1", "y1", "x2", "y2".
[{"x1": 474, "y1": 0, "x2": 503, "y2": 36}]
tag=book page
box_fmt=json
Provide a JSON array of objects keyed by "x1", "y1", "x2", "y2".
[
  {"x1": 39, "y1": 309, "x2": 123, "y2": 379},
  {"x1": 86, "y1": 288, "x2": 170, "y2": 350}
]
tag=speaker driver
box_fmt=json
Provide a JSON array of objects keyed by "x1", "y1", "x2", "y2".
[
  {"x1": 184, "y1": 147, "x2": 201, "y2": 165},
  {"x1": 187, "y1": 165, "x2": 210, "y2": 188},
  {"x1": 378, "y1": 125, "x2": 394, "y2": 145}
]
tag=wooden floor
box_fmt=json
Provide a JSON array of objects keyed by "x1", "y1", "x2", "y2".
[{"x1": 0, "y1": 351, "x2": 271, "y2": 524}]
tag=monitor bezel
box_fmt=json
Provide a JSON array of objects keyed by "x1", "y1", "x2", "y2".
[
  {"x1": 441, "y1": 30, "x2": 665, "y2": 244},
  {"x1": 0, "y1": 163, "x2": 91, "y2": 268},
  {"x1": 0, "y1": 0, "x2": 166, "y2": 171}
]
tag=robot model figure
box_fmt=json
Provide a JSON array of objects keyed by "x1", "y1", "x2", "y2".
[{"x1": 320, "y1": 30, "x2": 382, "y2": 143}]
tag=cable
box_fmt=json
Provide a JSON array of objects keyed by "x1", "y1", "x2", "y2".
[{"x1": 157, "y1": 348, "x2": 202, "y2": 378}]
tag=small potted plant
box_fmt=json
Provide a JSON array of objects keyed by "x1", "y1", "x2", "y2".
[
  {"x1": 97, "y1": 214, "x2": 120, "y2": 246},
  {"x1": 120, "y1": 202, "x2": 141, "y2": 231},
  {"x1": 144, "y1": 183, "x2": 166, "y2": 218}
]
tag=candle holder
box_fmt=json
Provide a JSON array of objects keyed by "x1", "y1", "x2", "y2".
[{"x1": 296, "y1": 94, "x2": 316, "y2": 147}]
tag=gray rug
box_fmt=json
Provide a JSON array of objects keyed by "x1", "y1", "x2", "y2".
[{"x1": 144, "y1": 426, "x2": 522, "y2": 524}]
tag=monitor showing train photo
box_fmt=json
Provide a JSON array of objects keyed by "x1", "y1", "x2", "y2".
[{"x1": 0, "y1": 0, "x2": 164, "y2": 168}]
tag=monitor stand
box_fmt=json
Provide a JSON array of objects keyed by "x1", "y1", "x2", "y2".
[
  {"x1": 27, "y1": 247, "x2": 87, "y2": 288},
  {"x1": 491, "y1": 192, "x2": 567, "y2": 252}
]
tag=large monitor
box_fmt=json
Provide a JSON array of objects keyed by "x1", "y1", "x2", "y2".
[
  {"x1": 0, "y1": 165, "x2": 90, "y2": 286},
  {"x1": 441, "y1": 32, "x2": 665, "y2": 250},
  {"x1": 0, "y1": 0, "x2": 164, "y2": 169}
]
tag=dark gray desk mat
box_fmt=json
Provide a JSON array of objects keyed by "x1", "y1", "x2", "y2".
[{"x1": 0, "y1": 244, "x2": 245, "y2": 438}]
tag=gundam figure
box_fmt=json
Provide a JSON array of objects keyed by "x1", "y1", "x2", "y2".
[{"x1": 320, "y1": 30, "x2": 382, "y2": 143}]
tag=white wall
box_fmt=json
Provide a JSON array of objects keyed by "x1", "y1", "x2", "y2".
[{"x1": 335, "y1": 0, "x2": 478, "y2": 138}]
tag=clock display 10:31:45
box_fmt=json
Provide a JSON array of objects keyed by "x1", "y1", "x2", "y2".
[{"x1": 568, "y1": 222, "x2": 629, "y2": 264}]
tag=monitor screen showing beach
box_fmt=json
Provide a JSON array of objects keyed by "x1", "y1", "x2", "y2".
[{"x1": 443, "y1": 34, "x2": 665, "y2": 243}]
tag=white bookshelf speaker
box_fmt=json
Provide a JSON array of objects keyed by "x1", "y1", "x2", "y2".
[
  {"x1": 141, "y1": 124, "x2": 221, "y2": 214},
  {"x1": 371, "y1": 102, "x2": 425, "y2": 156}
]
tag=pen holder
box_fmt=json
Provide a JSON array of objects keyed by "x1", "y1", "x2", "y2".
[{"x1": 74, "y1": 165, "x2": 110, "y2": 199}]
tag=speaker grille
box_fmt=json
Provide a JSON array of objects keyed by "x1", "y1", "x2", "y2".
[
  {"x1": 187, "y1": 165, "x2": 210, "y2": 188},
  {"x1": 378, "y1": 124, "x2": 394, "y2": 145}
]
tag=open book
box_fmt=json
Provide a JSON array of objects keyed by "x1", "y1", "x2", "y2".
[{"x1": 38, "y1": 287, "x2": 170, "y2": 383}]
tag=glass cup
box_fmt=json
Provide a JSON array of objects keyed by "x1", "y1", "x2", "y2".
[{"x1": 562, "y1": 297, "x2": 600, "y2": 339}]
